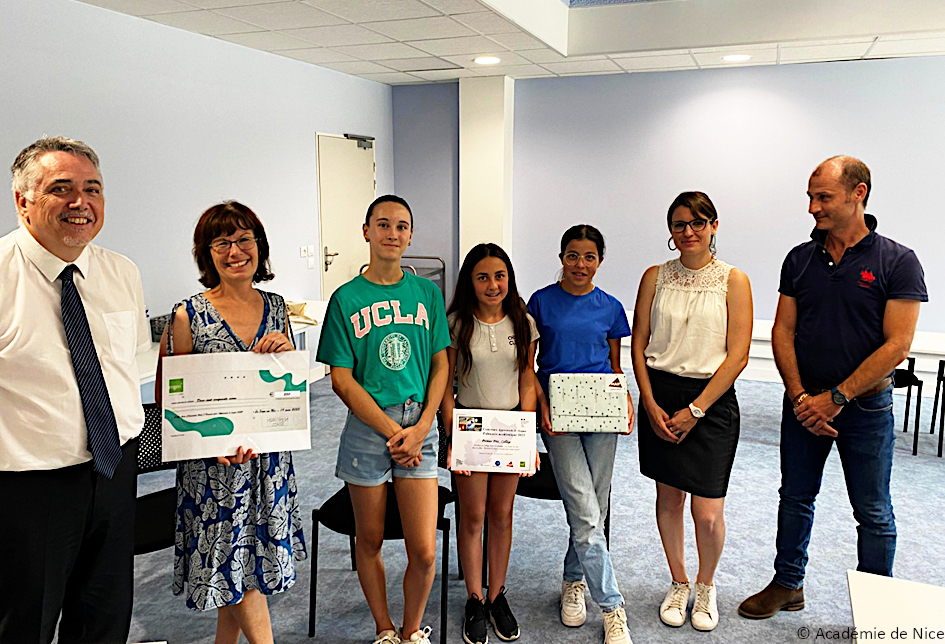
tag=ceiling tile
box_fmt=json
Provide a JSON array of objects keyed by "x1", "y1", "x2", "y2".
[
  {"x1": 276, "y1": 47, "x2": 360, "y2": 63},
  {"x1": 406, "y1": 35, "x2": 505, "y2": 56},
  {"x1": 868, "y1": 36, "x2": 945, "y2": 58},
  {"x1": 875, "y1": 30, "x2": 945, "y2": 42},
  {"x1": 692, "y1": 44, "x2": 777, "y2": 67},
  {"x1": 217, "y1": 30, "x2": 314, "y2": 50},
  {"x1": 520, "y1": 48, "x2": 605, "y2": 63},
  {"x1": 614, "y1": 53, "x2": 696, "y2": 70},
  {"x1": 609, "y1": 48, "x2": 691, "y2": 59},
  {"x1": 442, "y1": 51, "x2": 529, "y2": 67},
  {"x1": 365, "y1": 16, "x2": 475, "y2": 40},
  {"x1": 779, "y1": 42, "x2": 873, "y2": 63},
  {"x1": 693, "y1": 44, "x2": 779, "y2": 54},
  {"x1": 303, "y1": 0, "x2": 440, "y2": 22},
  {"x1": 319, "y1": 60, "x2": 396, "y2": 74},
  {"x1": 420, "y1": 0, "x2": 485, "y2": 14},
  {"x1": 453, "y1": 11, "x2": 519, "y2": 35},
  {"x1": 558, "y1": 70, "x2": 626, "y2": 77},
  {"x1": 382, "y1": 56, "x2": 460, "y2": 71},
  {"x1": 358, "y1": 72, "x2": 427, "y2": 84},
  {"x1": 81, "y1": 0, "x2": 194, "y2": 15},
  {"x1": 333, "y1": 42, "x2": 430, "y2": 60},
  {"x1": 781, "y1": 37, "x2": 877, "y2": 47},
  {"x1": 410, "y1": 68, "x2": 479, "y2": 80},
  {"x1": 215, "y1": 2, "x2": 346, "y2": 30},
  {"x1": 283, "y1": 24, "x2": 393, "y2": 46},
  {"x1": 486, "y1": 31, "x2": 545, "y2": 51},
  {"x1": 147, "y1": 10, "x2": 260, "y2": 35},
  {"x1": 542, "y1": 59, "x2": 622, "y2": 74},
  {"x1": 182, "y1": 0, "x2": 284, "y2": 7},
  {"x1": 473, "y1": 64, "x2": 553, "y2": 77}
]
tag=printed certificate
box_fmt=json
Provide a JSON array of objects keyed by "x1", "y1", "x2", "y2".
[
  {"x1": 161, "y1": 351, "x2": 312, "y2": 461},
  {"x1": 450, "y1": 409, "x2": 537, "y2": 474}
]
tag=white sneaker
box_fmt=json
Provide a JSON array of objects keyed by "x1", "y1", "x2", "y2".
[
  {"x1": 659, "y1": 580, "x2": 691, "y2": 627},
  {"x1": 560, "y1": 580, "x2": 587, "y2": 627},
  {"x1": 373, "y1": 630, "x2": 402, "y2": 644},
  {"x1": 691, "y1": 582, "x2": 719, "y2": 632},
  {"x1": 402, "y1": 626, "x2": 432, "y2": 643},
  {"x1": 602, "y1": 606, "x2": 632, "y2": 644}
]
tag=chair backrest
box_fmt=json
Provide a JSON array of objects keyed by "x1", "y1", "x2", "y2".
[
  {"x1": 894, "y1": 357, "x2": 919, "y2": 388},
  {"x1": 137, "y1": 403, "x2": 175, "y2": 474}
]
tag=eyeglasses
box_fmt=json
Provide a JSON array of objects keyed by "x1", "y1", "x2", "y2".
[
  {"x1": 562, "y1": 252, "x2": 599, "y2": 265},
  {"x1": 670, "y1": 219, "x2": 715, "y2": 234},
  {"x1": 209, "y1": 236, "x2": 257, "y2": 253}
]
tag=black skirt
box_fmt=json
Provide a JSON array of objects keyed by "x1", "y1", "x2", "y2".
[{"x1": 637, "y1": 367, "x2": 740, "y2": 498}]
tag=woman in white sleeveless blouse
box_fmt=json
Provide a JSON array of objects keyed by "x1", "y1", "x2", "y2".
[{"x1": 631, "y1": 192, "x2": 753, "y2": 633}]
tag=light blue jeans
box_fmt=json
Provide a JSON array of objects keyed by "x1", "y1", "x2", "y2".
[{"x1": 542, "y1": 432, "x2": 624, "y2": 611}]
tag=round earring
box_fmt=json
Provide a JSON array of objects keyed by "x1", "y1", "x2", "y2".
[
  {"x1": 710, "y1": 234, "x2": 717, "y2": 254},
  {"x1": 667, "y1": 237, "x2": 677, "y2": 252}
]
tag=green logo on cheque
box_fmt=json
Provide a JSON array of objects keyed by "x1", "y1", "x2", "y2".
[
  {"x1": 169, "y1": 378, "x2": 183, "y2": 393},
  {"x1": 379, "y1": 332, "x2": 411, "y2": 371}
]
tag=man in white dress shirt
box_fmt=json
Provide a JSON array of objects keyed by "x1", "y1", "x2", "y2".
[{"x1": 0, "y1": 137, "x2": 150, "y2": 644}]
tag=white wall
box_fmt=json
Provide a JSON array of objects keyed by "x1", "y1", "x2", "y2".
[
  {"x1": 0, "y1": 0, "x2": 394, "y2": 316},
  {"x1": 512, "y1": 57, "x2": 945, "y2": 332}
]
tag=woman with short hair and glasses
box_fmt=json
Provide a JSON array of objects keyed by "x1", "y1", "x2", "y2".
[
  {"x1": 528, "y1": 224, "x2": 634, "y2": 644},
  {"x1": 156, "y1": 201, "x2": 307, "y2": 644},
  {"x1": 631, "y1": 191, "x2": 752, "y2": 632}
]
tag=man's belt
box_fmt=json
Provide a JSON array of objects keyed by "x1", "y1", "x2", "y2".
[{"x1": 806, "y1": 376, "x2": 894, "y2": 399}]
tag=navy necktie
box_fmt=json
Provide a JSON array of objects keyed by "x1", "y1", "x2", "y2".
[{"x1": 60, "y1": 264, "x2": 122, "y2": 478}]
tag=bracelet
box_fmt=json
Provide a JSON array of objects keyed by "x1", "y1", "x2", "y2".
[{"x1": 792, "y1": 392, "x2": 810, "y2": 409}]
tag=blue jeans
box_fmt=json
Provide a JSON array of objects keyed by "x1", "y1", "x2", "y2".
[
  {"x1": 774, "y1": 386, "x2": 896, "y2": 589},
  {"x1": 542, "y1": 432, "x2": 624, "y2": 611}
]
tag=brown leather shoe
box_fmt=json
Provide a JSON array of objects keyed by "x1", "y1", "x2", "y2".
[{"x1": 738, "y1": 580, "x2": 805, "y2": 619}]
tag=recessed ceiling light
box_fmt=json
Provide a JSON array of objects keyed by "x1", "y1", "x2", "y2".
[
  {"x1": 722, "y1": 54, "x2": 752, "y2": 62},
  {"x1": 474, "y1": 56, "x2": 501, "y2": 65}
]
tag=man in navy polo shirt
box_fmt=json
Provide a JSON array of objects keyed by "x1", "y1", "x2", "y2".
[{"x1": 739, "y1": 156, "x2": 927, "y2": 619}]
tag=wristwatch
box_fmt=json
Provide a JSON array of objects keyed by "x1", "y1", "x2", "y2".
[
  {"x1": 830, "y1": 386, "x2": 850, "y2": 407},
  {"x1": 688, "y1": 403, "x2": 705, "y2": 418}
]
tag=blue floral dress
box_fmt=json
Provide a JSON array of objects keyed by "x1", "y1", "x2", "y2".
[{"x1": 169, "y1": 291, "x2": 307, "y2": 611}]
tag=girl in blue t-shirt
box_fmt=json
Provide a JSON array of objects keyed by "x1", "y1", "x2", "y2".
[{"x1": 527, "y1": 224, "x2": 634, "y2": 644}]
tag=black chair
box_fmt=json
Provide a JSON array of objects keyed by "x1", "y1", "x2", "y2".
[
  {"x1": 309, "y1": 416, "x2": 456, "y2": 643},
  {"x1": 134, "y1": 402, "x2": 177, "y2": 555},
  {"x1": 308, "y1": 483, "x2": 452, "y2": 642},
  {"x1": 894, "y1": 359, "x2": 923, "y2": 456},
  {"x1": 929, "y1": 359, "x2": 945, "y2": 457},
  {"x1": 477, "y1": 450, "x2": 611, "y2": 589}
]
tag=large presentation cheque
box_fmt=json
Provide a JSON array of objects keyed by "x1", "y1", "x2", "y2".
[
  {"x1": 161, "y1": 351, "x2": 312, "y2": 462},
  {"x1": 450, "y1": 409, "x2": 537, "y2": 475}
]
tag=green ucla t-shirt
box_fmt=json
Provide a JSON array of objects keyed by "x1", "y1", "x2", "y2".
[{"x1": 317, "y1": 271, "x2": 450, "y2": 408}]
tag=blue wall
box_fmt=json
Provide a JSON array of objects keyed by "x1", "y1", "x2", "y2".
[
  {"x1": 1, "y1": 0, "x2": 394, "y2": 315},
  {"x1": 392, "y1": 82, "x2": 460, "y2": 301},
  {"x1": 513, "y1": 57, "x2": 945, "y2": 330}
]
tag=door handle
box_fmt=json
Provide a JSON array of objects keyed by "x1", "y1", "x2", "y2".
[{"x1": 324, "y1": 246, "x2": 339, "y2": 272}]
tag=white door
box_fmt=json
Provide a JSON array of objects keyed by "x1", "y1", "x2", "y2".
[{"x1": 318, "y1": 134, "x2": 376, "y2": 299}]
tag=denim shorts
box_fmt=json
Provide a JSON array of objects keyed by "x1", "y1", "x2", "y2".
[{"x1": 335, "y1": 399, "x2": 439, "y2": 487}]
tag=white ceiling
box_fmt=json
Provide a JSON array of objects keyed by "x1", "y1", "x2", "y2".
[{"x1": 76, "y1": 0, "x2": 945, "y2": 84}]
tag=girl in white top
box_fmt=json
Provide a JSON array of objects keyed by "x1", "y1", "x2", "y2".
[
  {"x1": 631, "y1": 192, "x2": 753, "y2": 633},
  {"x1": 440, "y1": 243, "x2": 539, "y2": 644}
]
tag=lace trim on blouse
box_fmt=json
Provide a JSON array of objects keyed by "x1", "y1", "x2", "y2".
[{"x1": 656, "y1": 258, "x2": 733, "y2": 294}]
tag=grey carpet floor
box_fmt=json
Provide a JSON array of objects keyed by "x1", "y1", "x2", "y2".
[{"x1": 130, "y1": 378, "x2": 945, "y2": 643}]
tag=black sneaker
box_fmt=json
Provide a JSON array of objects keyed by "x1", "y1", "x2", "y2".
[
  {"x1": 487, "y1": 587, "x2": 520, "y2": 641},
  {"x1": 464, "y1": 594, "x2": 489, "y2": 644}
]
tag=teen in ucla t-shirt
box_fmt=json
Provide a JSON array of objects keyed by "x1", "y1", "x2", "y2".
[{"x1": 316, "y1": 195, "x2": 450, "y2": 644}]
